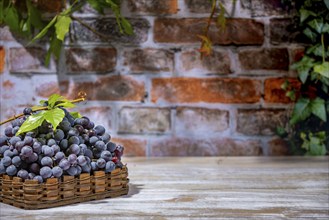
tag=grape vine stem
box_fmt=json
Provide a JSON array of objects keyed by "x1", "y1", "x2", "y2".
[{"x1": 0, "y1": 97, "x2": 85, "y2": 126}]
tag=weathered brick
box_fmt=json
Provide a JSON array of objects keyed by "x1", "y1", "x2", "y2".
[
  {"x1": 72, "y1": 106, "x2": 112, "y2": 131},
  {"x1": 151, "y1": 137, "x2": 262, "y2": 156},
  {"x1": 127, "y1": 0, "x2": 178, "y2": 14},
  {"x1": 118, "y1": 107, "x2": 171, "y2": 134},
  {"x1": 270, "y1": 18, "x2": 305, "y2": 45},
  {"x1": 267, "y1": 138, "x2": 290, "y2": 156},
  {"x1": 242, "y1": 0, "x2": 291, "y2": 17},
  {"x1": 176, "y1": 107, "x2": 229, "y2": 134},
  {"x1": 290, "y1": 47, "x2": 305, "y2": 63},
  {"x1": 72, "y1": 18, "x2": 150, "y2": 44},
  {"x1": 180, "y1": 49, "x2": 232, "y2": 74},
  {"x1": 264, "y1": 78, "x2": 301, "y2": 103},
  {"x1": 9, "y1": 47, "x2": 54, "y2": 72},
  {"x1": 36, "y1": 0, "x2": 64, "y2": 12},
  {"x1": 239, "y1": 48, "x2": 289, "y2": 70},
  {"x1": 0, "y1": 46, "x2": 4, "y2": 73},
  {"x1": 154, "y1": 18, "x2": 264, "y2": 45},
  {"x1": 69, "y1": 75, "x2": 145, "y2": 101},
  {"x1": 151, "y1": 77, "x2": 261, "y2": 103},
  {"x1": 111, "y1": 137, "x2": 146, "y2": 156},
  {"x1": 237, "y1": 109, "x2": 289, "y2": 136},
  {"x1": 184, "y1": 0, "x2": 213, "y2": 13},
  {"x1": 123, "y1": 48, "x2": 174, "y2": 73},
  {"x1": 66, "y1": 47, "x2": 117, "y2": 73},
  {"x1": 35, "y1": 81, "x2": 69, "y2": 98}
]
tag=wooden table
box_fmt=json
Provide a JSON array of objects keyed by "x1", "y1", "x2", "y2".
[{"x1": 1, "y1": 157, "x2": 328, "y2": 219}]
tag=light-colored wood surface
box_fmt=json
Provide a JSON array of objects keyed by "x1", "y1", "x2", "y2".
[{"x1": 1, "y1": 157, "x2": 328, "y2": 219}]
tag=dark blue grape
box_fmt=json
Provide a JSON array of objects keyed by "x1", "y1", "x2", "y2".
[
  {"x1": 77, "y1": 155, "x2": 87, "y2": 166},
  {"x1": 59, "y1": 121, "x2": 71, "y2": 132},
  {"x1": 81, "y1": 164, "x2": 91, "y2": 173},
  {"x1": 68, "y1": 128, "x2": 79, "y2": 137},
  {"x1": 60, "y1": 139, "x2": 69, "y2": 150},
  {"x1": 68, "y1": 154, "x2": 77, "y2": 166},
  {"x1": 12, "y1": 156, "x2": 21, "y2": 167},
  {"x1": 29, "y1": 163, "x2": 40, "y2": 174},
  {"x1": 0, "y1": 137, "x2": 8, "y2": 147},
  {"x1": 40, "y1": 166, "x2": 52, "y2": 179},
  {"x1": 100, "y1": 150, "x2": 112, "y2": 162},
  {"x1": 28, "y1": 172, "x2": 36, "y2": 180},
  {"x1": 26, "y1": 152, "x2": 38, "y2": 163},
  {"x1": 54, "y1": 151, "x2": 65, "y2": 162},
  {"x1": 105, "y1": 161, "x2": 116, "y2": 173},
  {"x1": 47, "y1": 139, "x2": 56, "y2": 146},
  {"x1": 41, "y1": 156, "x2": 53, "y2": 167},
  {"x1": 32, "y1": 141, "x2": 42, "y2": 154},
  {"x1": 33, "y1": 175, "x2": 43, "y2": 183},
  {"x1": 52, "y1": 166, "x2": 63, "y2": 178},
  {"x1": 101, "y1": 133, "x2": 111, "y2": 143},
  {"x1": 74, "y1": 125, "x2": 84, "y2": 134},
  {"x1": 3, "y1": 150, "x2": 14, "y2": 158},
  {"x1": 6, "y1": 165, "x2": 17, "y2": 176},
  {"x1": 9, "y1": 136, "x2": 21, "y2": 146},
  {"x1": 11, "y1": 126, "x2": 20, "y2": 135},
  {"x1": 86, "y1": 121, "x2": 94, "y2": 129},
  {"x1": 66, "y1": 166, "x2": 78, "y2": 176},
  {"x1": 17, "y1": 169, "x2": 29, "y2": 180},
  {"x1": 15, "y1": 140, "x2": 25, "y2": 151},
  {"x1": 95, "y1": 141, "x2": 105, "y2": 151},
  {"x1": 42, "y1": 145, "x2": 54, "y2": 157},
  {"x1": 23, "y1": 108, "x2": 32, "y2": 115},
  {"x1": 76, "y1": 165, "x2": 82, "y2": 175},
  {"x1": 54, "y1": 129, "x2": 65, "y2": 141},
  {"x1": 90, "y1": 161, "x2": 98, "y2": 171},
  {"x1": 0, "y1": 162, "x2": 6, "y2": 174},
  {"x1": 81, "y1": 117, "x2": 90, "y2": 128},
  {"x1": 0, "y1": 145, "x2": 10, "y2": 154},
  {"x1": 94, "y1": 125, "x2": 105, "y2": 136},
  {"x1": 24, "y1": 136, "x2": 33, "y2": 146},
  {"x1": 2, "y1": 156, "x2": 12, "y2": 166},
  {"x1": 68, "y1": 144, "x2": 80, "y2": 155},
  {"x1": 59, "y1": 158, "x2": 70, "y2": 171},
  {"x1": 106, "y1": 142, "x2": 116, "y2": 152},
  {"x1": 51, "y1": 144, "x2": 60, "y2": 154},
  {"x1": 68, "y1": 136, "x2": 80, "y2": 145},
  {"x1": 89, "y1": 136, "x2": 99, "y2": 145},
  {"x1": 96, "y1": 158, "x2": 106, "y2": 169},
  {"x1": 84, "y1": 149, "x2": 93, "y2": 159},
  {"x1": 4, "y1": 127, "x2": 13, "y2": 137}
]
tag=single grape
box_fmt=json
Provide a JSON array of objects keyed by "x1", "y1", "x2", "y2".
[
  {"x1": 0, "y1": 145, "x2": 10, "y2": 154},
  {"x1": 92, "y1": 148, "x2": 101, "y2": 159},
  {"x1": 86, "y1": 121, "x2": 94, "y2": 129},
  {"x1": 33, "y1": 175, "x2": 43, "y2": 183},
  {"x1": 41, "y1": 156, "x2": 53, "y2": 167},
  {"x1": 59, "y1": 139, "x2": 69, "y2": 150},
  {"x1": 81, "y1": 117, "x2": 90, "y2": 128},
  {"x1": 74, "y1": 125, "x2": 84, "y2": 134},
  {"x1": 95, "y1": 141, "x2": 105, "y2": 151},
  {"x1": 24, "y1": 136, "x2": 33, "y2": 146},
  {"x1": 101, "y1": 133, "x2": 111, "y2": 143},
  {"x1": 105, "y1": 161, "x2": 116, "y2": 173},
  {"x1": 9, "y1": 136, "x2": 21, "y2": 146},
  {"x1": 42, "y1": 145, "x2": 54, "y2": 157},
  {"x1": 74, "y1": 118, "x2": 82, "y2": 126},
  {"x1": 76, "y1": 165, "x2": 82, "y2": 176},
  {"x1": 100, "y1": 150, "x2": 112, "y2": 162},
  {"x1": 52, "y1": 166, "x2": 63, "y2": 178},
  {"x1": 68, "y1": 136, "x2": 80, "y2": 145},
  {"x1": 66, "y1": 166, "x2": 78, "y2": 176},
  {"x1": 4, "y1": 127, "x2": 13, "y2": 137},
  {"x1": 89, "y1": 136, "x2": 99, "y2": 145},
  {"x1": 81, "y1": 164, "x2": 91, "y2": 173},
  {"x1": 40, "y1": 166, "x2": 52, "y2": 179},
  {"x1": 12, "y1": 126, "x2": 20, "y2": 135},
  {"x1": 84, "y1": 149, "x2": 93, "y2": 159},
  {"x1": 116, "y1": 161, "x2": 124, "y2": 168},
  {"x1": 54, "y1": 151, "x2": 65, "y2": 162},
  {"x1": 68, "y1": 154, "x2": 77, "y2": 166},
  {"x1": 106, "y1": 142, "x2": 116, "y2": 152},
  {"x1": 23, "y1": 107, "x2": 32, "y2": 115},
  {"x1": 17, "y1": 169, "x2": 29, "y2": 180},
  {"x1": 21, "y1": 146, "x2": 33, "y2": 157},
  {"x1": 51, "y1": 144, "x2": 60, "y2": 154},
  {"x1": 15, "y1": 140, "x2": 25, "y2": 151},
  {"x1": 81, "y1": 134, "x2": 89, "y2": 142},
  {"x1": 54, "y1": 129, "x2": 65, "y2": 141},
  {"x1": 26, "y1": 152, "x2": 38, "y2": 163},
  {"x1": 79, "y1": 144, "x2": 87, "y2": 155},
  {"x1": 3, "y1": 149, "x2": 14, "y2": 158},
  {"x1": 59, "y1": 121, "x2": 71, "y2": 132},
  {"x1": 6, "y1": 165, "x2": 17, "y2": 176},
  {"x1": 96, "y1": 158, "x2": 106, "y2": 169},
  {"x1": 0, "y1": 162, "x2": 6, "y2": 174},
  {"x1": 77, "y1": 155, "x2": 87, "y2": 166},
  {"x1": 59, "y1": 158, "x2": 70, "y2": 171},
  {"x1": 29, "y1": 163, "x2": 40, "y2": 174},
  {"x1": 32, "y1": 141, "x2": 42, "y2": 154},
  {"x1": 28, "y1": 172, "x2": 36, "y2": 180},
  {"x1": 68, "y1": 128, "x2": 79, "y2": 137},
  {"x1": 2, "y1": 156, "x2": 12, "y2": 166},
  {"x1": 90, "y1": 161, "x2": 98, "y2": 171},
  {"x1": 94, "y1": 125, "x2": 105, "y2": 136},
  {"x1": 12, "y1": 156, "x2": 22, "y2": 167},
  {"x1": 88, "y1": 129, "x2": 96, "y2": 137},
  {"x1": 47, "y1": 139, "x2": 56, "y2": 146}
]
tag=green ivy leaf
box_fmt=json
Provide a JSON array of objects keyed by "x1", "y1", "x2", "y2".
[
  {"x1": 309, "y1": 137, "x2": 326, "y2": 155},
  {"x1": 121, "y1": 17, "x2": 133, "y2": 35},
  {"x1": 16, "y1": 112, "x2": 45, "y2": 136},
  {"x1": 87, "y1": 0, "x2": 104, "y2": 14},
  {"x1": 285, "y1": 90, "x2": 296, "y2": 101},
  {"x1": 303, "y1": 27, "x2": 317, "y2": 42},
  {"x1": 310, "y1": 98, "x2": 327, "y2": 122},
  {"x1": 325, "y1": 0, "x2": 329, "y2": 10},
  {"x1": 299, "y1": 8, "x2": 316, "y2": 23},
  {"x1": 26, "y1": 0, "x2": 44, "y2": 29},
  {"x1": 55, "y1": 15, "x2": 71, "y2": 41},
  {"x1": 322, "y1": 23, "x2": 329, "y2": 33},
  {"x1": 308, "y1": 19, "x2": 324, "y2": 34},
  {"x1": 290, "y1": 98, "x2": 312, "y2": 124},
  {"x1": 291, "y1": 56, "x2": 315, "y2": 83},
  {"x1": 43, "y1": 108, "x2": 65, "y2": 130},
  {"x1": 4, "y1": 6, "x2": 20, "y2": 33},
  {"x1": 314, "y1": 62, "x2": 329, "y2": 78},
  {"x1": 30, "y1": 15, "x2": 57, "y2": 44},
  {"x1": 70, "y1": 111, "x2": 82, "y2": 119}
]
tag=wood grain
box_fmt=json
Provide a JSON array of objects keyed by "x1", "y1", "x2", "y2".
[{"x1": 1, "y1": 157, "x2": 328, "y2": 219}]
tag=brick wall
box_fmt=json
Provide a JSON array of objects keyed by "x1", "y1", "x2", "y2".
[{"x1": 0, "y1": 0, "x2": 302, "y2": 156}]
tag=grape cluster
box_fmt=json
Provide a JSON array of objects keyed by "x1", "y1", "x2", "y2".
[{"x1": 0, "y1": 107, "x2": 124, "y2": 183}]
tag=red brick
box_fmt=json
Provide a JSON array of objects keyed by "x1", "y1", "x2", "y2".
[
  {"x1": 270, "y1": 18, "x2": 305, "y2": 45},
  {"x1": 267, "y1": 138, "x2": 290, "y2": 156},
  {"x1": 151, "y1": 77, "x2": 261, "y2": 103},
  {"x1": 176, "y1": 107, "x2": 229, "y2": 134},
  {"x1": 151, "y1": 137, "x2": 262, "y2": 156},
  {"x1": 72, "y1": 106, "x2": 112, "y2": 131},
  {"x1": 123, "y1": 48, "x2": 174, "y2": 73},
  {"x1": 154, "y1": 18, "x2": 264, "y2": 45},
  {"x1": 264, "y1": 78, "x2": 301, "y2": 103},
  {"x1": 35, "y1": 81, "x2": 69, "y2": 98},
  {"x1": 127, "y1": 0, "x2": 178, "y2": 14},
  {"x1": 66, "y1": 47, "x2": 117, "y2": 73},
  {"x1": 36, "y1": 0, "x2": 64, "y2": 12},
  {"x1": 69, "y1": 75, "x2": 145, "y2": 101},
  {"x1": 290, "y1": 47, "x2": 305, "y2": 63},
  {"x1": 237, "y1": 109, "x2": 289, "y2": 136},
  {"x1": 0, "y1": 46, "x2": 4, "y2": 73},
  {"x1": 245, "y1": 0, "x2": 290, "y2": 17},
  {"x1": 111, "y1": 137, "x2": 146, "y2": 157},
  {"x1": 180, "y1": 49, "x2": 232, "y2": 74},
  {"x1": 9, "y1": 47, "x2": 54, "y2": 72},
  {"x1": 118, "y1": 107, "x2": 171, "y2": 134},
  {"x1": 184, "y1": 0, "x2": 212, "y2": 13},
  {"x1": 239, "y1": 48, "x2": 289, "y2": 70}
]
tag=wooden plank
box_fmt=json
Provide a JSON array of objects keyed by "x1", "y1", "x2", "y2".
[{"x1": 0, "y1": 157, "x2": 328, "y2": 219}]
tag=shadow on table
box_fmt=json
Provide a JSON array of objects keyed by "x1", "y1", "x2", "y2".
[{"x1": 124, "y1": 183, "x2": 143, "y2": 198}]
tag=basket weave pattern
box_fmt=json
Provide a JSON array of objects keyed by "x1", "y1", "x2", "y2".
[{"x1": 0, "y1": 166, "x2": 129, "y2": 209}]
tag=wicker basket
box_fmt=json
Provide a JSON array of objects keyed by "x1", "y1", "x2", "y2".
[{"x1": 0, "y1": 166, "x2": 129, "y2": 209}]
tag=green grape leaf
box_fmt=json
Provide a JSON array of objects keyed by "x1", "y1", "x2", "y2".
[
  {"x1": 48, "y1": 94, "x2": 63, "y2": 108},
  {"x1": 87, "y1": 0, "x2": 104, "y2": 14},
  {"x1": 16, "y1": 112, "x2": 45, "y2": 136},
  {"x1": 290, "y1": 98, "x2": 312, "y2": 124},
  {"x1": 4, "y1": 6, "x2": 20, "y2": 33},
  {"x1": 30, "y1": 15, "x2": 57, "y2": 44},
  {"x1": 310, "y1": 98, "x2": 327, "y2": 122},
  {"x1": 314, "y1": 62, "x2": 329, "y2": 78},
  {"x1": 43, "y1": 108, "x2": 65, "y2": 130},
  {"x1": 325, "y1": 0, "x2": 329, "y2": 10},
  {"x1": 70, "y1": 111, "x2": 82, "y2": 119},
  {"x1": 55, "y1": 101, "x2": 76, "y2": 108},
  {"x1": 308, "y1": 19, "x2": 324, "y2": 34},
  {"x1": 55, "y1": 15, "x2": 71, "y2": 41},
  {"x1": 45, "y1": 34, "x2": 62, "y2": 66},
  {"x1": 26, "y1": 0, "x2": 44, "y2": 29},
  {"x1": 121, "y1": 17, "x2": 133, "y2": 35},
  {"x1": 299, "y1": 9, "x2": 316, "y2": 23}
]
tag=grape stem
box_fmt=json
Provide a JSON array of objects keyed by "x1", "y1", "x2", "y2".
[{"x1": 0, "y1": 97, "x2": 85, "y2": 126}]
